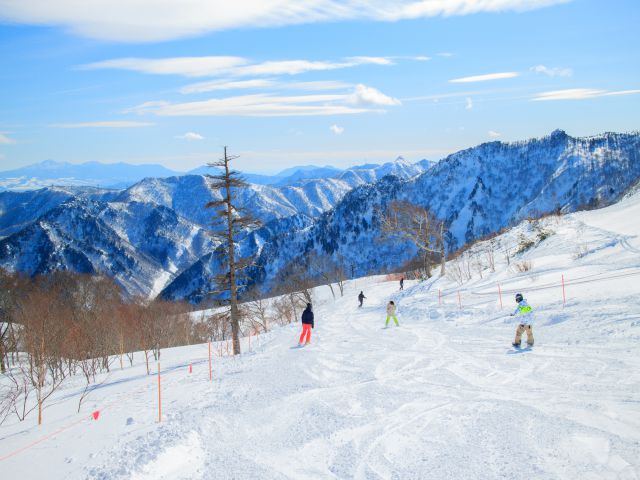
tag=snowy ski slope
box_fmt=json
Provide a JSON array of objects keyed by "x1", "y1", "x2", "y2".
[{"x1": 1, "y1": 191, "x2": 640, "y2": 479}]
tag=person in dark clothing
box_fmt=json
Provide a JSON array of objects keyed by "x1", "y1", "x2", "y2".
[
  {"x1": 400, "y1": 277, "x2": 404, "y2": 290},
  {"x1": 299, "y1": 303, "x2": 314, "y2": 346},
  {"x1": 358, "y1": 291, "x2": 366, "y2": 308}
]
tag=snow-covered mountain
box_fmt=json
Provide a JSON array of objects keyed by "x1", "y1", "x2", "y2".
[
  {"x1": 1, "y1": 130, "x2": 638, "y2": 301},
  {"x1": 162, "y1": 130, "x2": 640, "y2": 302},
  {"x1": 0, "y1": 157, "x2": 424, "y2": 297}
]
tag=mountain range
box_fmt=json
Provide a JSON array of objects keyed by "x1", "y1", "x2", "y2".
[
  {"x1": 0, "y1": 157, "x2": 431, "y2": 191},
  {"x1": 1, "y1": 130, "x2": 638, "y2": 303}
]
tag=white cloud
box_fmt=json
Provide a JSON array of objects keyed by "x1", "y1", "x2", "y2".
[
  {"x1": 347, "y1": 84, "x2": 401, "y2": 106},
  {"x1": 450, "y1": 72, "x2": 520, "y2": 83},
  {"x1": 346, "y1": 56, "x2": 394, "y2": 65},
  {"x1": 127, "y1": 84, "x2": 399, "y2": 117},
  {"x1": 127, "y1": 93, "x2": 370, "y2": 117},
  {"x1": 530, "y1": 64, "x2": 573, "y2": 77},
  {"x1": 82, "y1": 56, "x2": 247, "y2": 78},
  {"x1": 0, "y1": 1, "x2": 571, "y2": 42},
  {"x1": 465, "y1": 97, "x2": 473, "y2": 110},
  {"x1": 531, "y1": 88, "x2": 640, "y2": 101},
  {"x1": 330, "y1": 124, "x2": 344, "y2": 135},
  {"x1": 488, "y1": 130, "x2": 501, "y2": 138},
  {"x1": 0, "y1": 132, "x2": 16, "y2": 144},
  {"x1": 176, "y1": 132, "x2": 204, "y2": 141},
  {"x1": 180, "y1": 79, "x2": 276, "y2": 94},
  {"x1": 49, "y1": 121, "x2": 154, "y2": 128},
  {"x1": 180, "y1": 79, "x2": 352, "y2": 95},
  {"x1": 82, "y1": 56, "x2": 398, "y2": 78}
]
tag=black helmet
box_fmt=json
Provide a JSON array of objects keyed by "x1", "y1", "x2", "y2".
[{"x1": 515, "y1": 293, "x2": 523, "y2": 303}]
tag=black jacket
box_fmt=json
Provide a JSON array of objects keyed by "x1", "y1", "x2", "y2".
[{"x1": 301, "y1": 307, "x2": 314, "y2": 328}]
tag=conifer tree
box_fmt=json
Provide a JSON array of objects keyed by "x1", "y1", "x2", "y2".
[{"x1": 206, "y1": 147, "x2": 260, "y2": 355}]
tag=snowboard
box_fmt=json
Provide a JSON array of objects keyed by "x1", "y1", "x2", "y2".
[{"x1": 508, "y1": 344, "x2": 533, "y2": 354}]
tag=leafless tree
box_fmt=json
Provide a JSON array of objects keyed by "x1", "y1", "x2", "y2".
[
  {"x1": 484, "y1": 239, "x2": 497, "y2": 272},
  {"x1": 206, "y1": 147, "x2": 261, "y2": 355},
  {"x1": 307, "y1": 251, "x2": 338, "y2": 300},
  {"x1": 276, "y1": 258, "x2": 314, "y2": 307},
  {"x1": 243, "y1": 290, "x2": 271, "y2": 333},
  {"x1": 380, "y1": 201, "x2": 447, "y2": 277}
]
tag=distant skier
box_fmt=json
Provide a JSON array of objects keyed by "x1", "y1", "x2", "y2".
[
  {"x1": 299, "y1": 303, "x2": 314, "y2": 346},
  {"x1": 358, "y1": 291, "x2": 366, "y2": 308},
  {"x1": 510, "y1": 293, "x2": 534, "y2": 347},
  {"x1": 385, "y1": 301, "x2": 399, "y2": 327},
  {"x1": 400, "y1": 277, "x2": 404, "y2": 291}
]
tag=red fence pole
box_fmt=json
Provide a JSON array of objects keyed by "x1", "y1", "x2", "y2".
[
  {"x1": 562, "y1": 274, "x2": 566, "y2": 306},
  {"x1": 157, "y1": 362, "x2": 162, "y2": 423},
  {"x1": 498, "y1": 283, "x2": 503, "y2": 309}
]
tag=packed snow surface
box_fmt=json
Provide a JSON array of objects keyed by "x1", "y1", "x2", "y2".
[{"x1": 1, "y1": 192, "x2": 640, "y2": 479}]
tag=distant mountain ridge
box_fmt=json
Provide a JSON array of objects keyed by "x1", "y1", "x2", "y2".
[{"x1": 0, "y1": 157, "x2": 430, "y2": 191}]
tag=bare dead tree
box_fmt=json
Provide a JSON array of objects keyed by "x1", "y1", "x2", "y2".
[
  {"x1": 333, "y1": 253, "x2": 347, "y2": 297},
  {"x1": 380, "y1": 201, "x2": 447, "y2": 277},
  {"x1": 307, "y1": 251, "x2": 337, "y2": 300},
  {"x1": 276, "y1": 258, "x2": 314, "y2": 308},
  {"x1": 485, "y1": 239, "x2": 497, "y2": 272},
  {"x1": 243, "y1": 289, "x2": 271, "y2": 333},
  {"x1": 206, "y1": 147, "x2": 261, "y2": 355}
]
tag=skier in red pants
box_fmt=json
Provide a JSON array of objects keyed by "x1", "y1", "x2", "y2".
[{"x1": 299, "y1": 303, "x2": 314, "y2": 346}]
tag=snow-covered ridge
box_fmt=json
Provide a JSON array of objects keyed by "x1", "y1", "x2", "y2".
[{"x1": 163, "y1": 130, "x2": 640, "y2": 302}]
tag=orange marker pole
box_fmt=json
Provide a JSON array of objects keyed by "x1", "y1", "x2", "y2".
[
  {"x1": 438, "y1": 289, "x2": 441, "y2": 305},
  {"x1": 458, "y1": 291, "x2": 462, "y2": 310},
  {"x1": 157, "y1": 362, "x2": 162, "y2": 423},
  {"x1": 498, "y1": 283, "x2": 503, "y2": 309}
]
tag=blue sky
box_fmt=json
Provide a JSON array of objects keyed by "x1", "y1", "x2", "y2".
[{"x1": 0, "y1": 0, "x2": 638, "y2": 173}]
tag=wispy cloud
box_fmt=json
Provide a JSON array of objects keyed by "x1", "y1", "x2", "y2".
[
  {"x1": 0, "y1": 1, "x2": 571, "y2": 42},
  {"x1": 346, "y1": 56, "x2": 395, "y2": 65},
  {"x1": 82, "y1": 56, "x2": 247, "y2": 78},
  {"x1": 180, "y1": 79, "x2": 276, "y2": 94},
  {"x1": 347, "y1": 84, "x2": 401, "y2": 106},
  {"x1": 83, "y1": 56, "x2": 404, "y2": 78},
  {"x1": 532, "y1": 88, "x2": 640, "y2": 101},
  {"x1": 530, "y1": 64, "x2": 573, "y2": 77},
  {"x1": 127, "y1": 94, "x2": 369, "y2": 117},
  {"x1": 181, "y1": 79, "x2": 353, "y2": 95},
  {"x1": 127, "y1": 84, "x2": 399, "y2": 117},
  {"x1": 330, "y1": 124, "x2": 344, "y2": 135},
  {"x1": 176, "y1": 132, "x2": 204, "y2": 141},
  {"x1": 488, "y1": 130, "x2": 501, "y2": 138},
  {"x1": 465, "y1": 97, "x2": 473, "y2": 110},
  {"x1": 50, "y1": 121, "x2": 154, "y2": 128},
  {"x1": 450, "y1": 72, "x2": 520, "y2": 83},
  {"x1": 0, "y1": 132, "x2": 16, "y2": 144}
]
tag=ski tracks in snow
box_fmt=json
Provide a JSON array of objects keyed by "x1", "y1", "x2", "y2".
[{"x1": 85, "y1": 279, "x2": 640, "y2": 479}]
